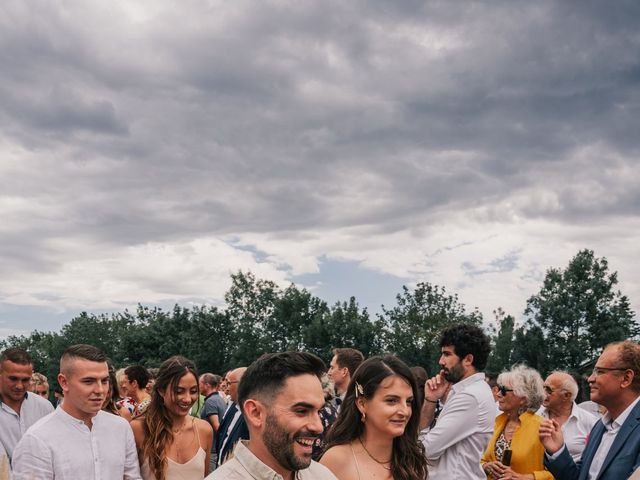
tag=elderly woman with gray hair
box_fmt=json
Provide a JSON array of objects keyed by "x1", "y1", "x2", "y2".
[{"x1": 481, "y1": 365, "x2": 553, "y2": 480}]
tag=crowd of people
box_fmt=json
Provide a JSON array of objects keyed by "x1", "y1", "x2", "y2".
[{"x1": 1, "y1": 323, "x2": 640, "y2": 479}]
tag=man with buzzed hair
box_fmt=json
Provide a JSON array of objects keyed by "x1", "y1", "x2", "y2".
[
  {"x1": 0, "y1": 347, "x2": 53, "y2": 474},
  {"x1": 12, "y1": 344, "x2": 141, "y2": 479},
  {"x1": 215, "y1": 367, "x2": 250, "y2": 467},
  {"x1": 538, "y1": 371, "x2": 597, "y2": 461},
  {"x1": 327, "y1": 348, "x2": 363, "y2": 409},
  {"x1": 206, "y1": 352, "x2": 336, "y2": 479}
]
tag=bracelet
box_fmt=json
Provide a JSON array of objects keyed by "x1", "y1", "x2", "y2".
[{"x1": 425, "y1": 398, "x2": 438, "y2": 404}]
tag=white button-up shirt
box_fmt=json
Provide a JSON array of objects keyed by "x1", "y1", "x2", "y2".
[
  {"x1": 421, "y1": 372, "x2": 495, "y2": 480},
  {"x1": 11, "y1": 408, "x2": 141, "y2": 480},
  {"x1": 0, "y1": 391, "x2": 54, "y2": 467},
  {"x1": 538, "y1": 402, "x2": 598, "y2": 461}
]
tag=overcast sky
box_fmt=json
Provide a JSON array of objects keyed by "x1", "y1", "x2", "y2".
[{"x1": 1, "y1": 0, "x2": 639, "y2": 339}]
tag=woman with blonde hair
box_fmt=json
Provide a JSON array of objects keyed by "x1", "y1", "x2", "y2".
[
  {"x1": 482, "y1": 364, "x2": 552, "y2": 480},
  {"x1": 131, "y1": 356, "x2": 213, "y2": 480}
]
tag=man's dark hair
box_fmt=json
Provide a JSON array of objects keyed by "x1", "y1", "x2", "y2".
[
  {"x1": 201, "y1": 373, "x2": 221, "y2": 387},
  {"x1": 333, "y1": 348, "x2": 364, "y2": 377},
  {"x1": 410, "y1": 366, "x2": 428, "y2": 406},
  {"x1": 0, "y1": 347, "x2": 32, "y2": 366},
  {"x1": 440, "y1": 323, "x2": 491, "y2": 371},
  {"x1": 60, "y1": 344, "x2": 107, "y2": 375},
  {"x1": 125, "y1": 365, "x2": 151, "y2": 389},
  {"x1": 238, "y1": 352, "x2": 325, "y2": 412}
]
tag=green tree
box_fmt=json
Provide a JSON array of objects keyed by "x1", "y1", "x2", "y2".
[
  {"x1": 486, "y1": 308, "x2": 515, "y2": 374},
  {"x1": 511, "y1": 324, "x2": 550, "y2": 374},
  {"x1": 224, "y1": 270, "x2": 280, "y2": 366},
  {"x1": 313, "y1": 297, "x2": 384, "y2": 361},
  {"x1": 525, "y1": 249, "x2": 637, "y2": 371},
  {"x1": 382, "y1": 282, "x2": 483, "y2": 372}
]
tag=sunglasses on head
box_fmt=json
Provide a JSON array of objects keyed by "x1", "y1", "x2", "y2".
[{"x1": 497, "y1": 384, "x2": 513, "y2": 396}]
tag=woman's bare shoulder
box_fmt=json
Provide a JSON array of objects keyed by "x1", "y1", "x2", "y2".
[{"x1": 320, "y1": 444, "x2": 356, "y2": 478}]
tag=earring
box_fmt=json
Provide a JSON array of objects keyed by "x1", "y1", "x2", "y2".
[{"x1": 361, "y1": 411, "x2": 366, "y2": 423}]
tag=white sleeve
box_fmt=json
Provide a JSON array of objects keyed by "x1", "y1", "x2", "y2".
[
  {"x1": 422, "y1": 392, "x2": 479, "y2": 460},
  {"x1": 12, "y1": 433, "x2": 54, "y2": 480},
  {"x1": 123, "y1": 424, "x2": 142, "y2": 480}
]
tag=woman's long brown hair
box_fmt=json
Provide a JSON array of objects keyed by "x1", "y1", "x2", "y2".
[
  {"x1": 140, "y1": 356, "x2": 198, "y2": 480},
  {"x1": 323, "y1": 355, "x2": 428, "y2": 480}
]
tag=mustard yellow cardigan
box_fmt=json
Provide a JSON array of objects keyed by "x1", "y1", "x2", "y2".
[{"x1": 481, "y1": 411, "x2": 554, "y2": 480}]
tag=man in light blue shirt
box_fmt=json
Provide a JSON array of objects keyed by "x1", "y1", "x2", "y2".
[{"x1": 0, "y1": 348, "x2": 54, "y2": 474}]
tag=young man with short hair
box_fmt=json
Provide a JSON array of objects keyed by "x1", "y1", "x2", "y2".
[
  {"x1": 12, "y1": 344, "x2": 141, "y2": 479},
  {"x1": 0, "y1": 348, "x2": 54, "y2": 472},
  {"x1": 327, "y1": 348, "x2": 363, "y2": 408},
  {"x1": 421, "y1": 323, "x2": 495, "y2": 480},
  {"x1": 207, "y1": 352, "x2": 336, "y2": 480},
  {"x1": 123, "y1": 364, "x2": 151, "y2": 416}
]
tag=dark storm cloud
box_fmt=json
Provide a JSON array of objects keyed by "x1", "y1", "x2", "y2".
[{"x1": 0, "y1": 0, "x2": 638, "y2": 284}]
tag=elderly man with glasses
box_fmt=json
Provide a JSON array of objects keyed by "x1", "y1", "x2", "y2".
[
  {"x1": 537, "y1": 371, "x2": 598, "y2": 462},
  {"x1": 540, "y1": 340, "x2": 640, "y2": 480}
]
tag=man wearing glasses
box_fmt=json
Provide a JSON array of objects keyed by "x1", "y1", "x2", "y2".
[
  {"x1": 540, "y1": 340, "x2": 640, "y2": 479},
  {"x1": 537, "y1": 371, "x2": 597, "y2": 461}
]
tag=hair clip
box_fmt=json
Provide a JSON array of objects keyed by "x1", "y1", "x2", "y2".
[{"x1": 355, "y1": 381, "x2": 364, "y2": 397}]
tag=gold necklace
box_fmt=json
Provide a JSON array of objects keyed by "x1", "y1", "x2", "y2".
[
  {"x1": 172, "y1": 420, "x2": 189, "y2": 435},
  {"x1": 359, "y1": 437, "x2": 392, "y2": 470}
]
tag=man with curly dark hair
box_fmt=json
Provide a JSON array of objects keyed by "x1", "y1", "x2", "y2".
[{"x1": 420, "y1": 323, "x2": 495, "y2": 480}]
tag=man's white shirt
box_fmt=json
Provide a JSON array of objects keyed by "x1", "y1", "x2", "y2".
[
  {"x1": 537, "y1": 402, "x2": 598, "y2": 461},
  {"x1": 421, "y1": 372, "x2": 495, "y2": 480},
  {"x1": 12, "y1": 408, "x2": 141, "y2": 480},
  {"x1": 0, "y1": 391, "x2": 54, "y2": 468}
]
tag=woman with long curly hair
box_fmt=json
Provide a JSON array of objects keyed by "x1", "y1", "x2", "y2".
[
  {"x1": 320, "y1": 355, "x2": 427, "y2": 480},
  {"x1": 131, "y1": 356, "x2": 213, "y2": 480}
]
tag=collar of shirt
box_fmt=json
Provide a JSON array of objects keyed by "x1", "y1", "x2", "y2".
[
  {"x1": 540, "y1": 402, "x2": 582, "y2": 421},
  {"x1": 56, "y1": 405, "x2": 99, "y2": 431},
  {"x1": 0, "y1": 391, "x2": 31, "y2": 415},
  {"x1": 601, "y1": 395, "x2": 640, "y2": 432},
  {"x1": 205, "y1": 392, "x2": 220, "y2": 400},
  {"x1": 234, "y1": 440, "x2": 292, "y2": 480},
  {"x1": 450, "y1": 372, "x2": 486, "y2": 395}
]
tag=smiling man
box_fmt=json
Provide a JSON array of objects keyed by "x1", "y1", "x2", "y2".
[
  {"x1": 540, "y1": 341, "x2": 640, "y2": 480},
  {"x1": 206, "y1": 352, "x2": 337, "y2": 480},
  {"x1": 0, "y1": 348, "x2": 54, "y2": 473},
  {"x1": 12, "y1": 344, "x2": 141, "y2": 479}
]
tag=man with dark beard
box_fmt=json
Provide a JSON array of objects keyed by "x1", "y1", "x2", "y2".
[
  {"x1": 206, "y1": 352, "x2": 337, "y2": 480},
  {"x1": 420, "y1": 323, "x2": 495, "y2": 480}
]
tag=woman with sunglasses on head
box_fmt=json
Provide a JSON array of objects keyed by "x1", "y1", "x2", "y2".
[
  {"x1": 131, "y1": 356, "x2": 213, "y2": 480},
  {"x1": 481, "y1": 365, "x2": 552, "y2": 480},
  {"x1": 320, "y1": 356, "x2": 427, "y2": 480}
]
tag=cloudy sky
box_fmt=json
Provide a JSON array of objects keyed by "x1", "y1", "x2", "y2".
[{"x1": 1, "y1": 0, "x2": 639, "y2": 339}]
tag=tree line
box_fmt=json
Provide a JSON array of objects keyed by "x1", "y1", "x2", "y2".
[{"x1": 1, "y1": 249, "x2": 636, "y2": 390}]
